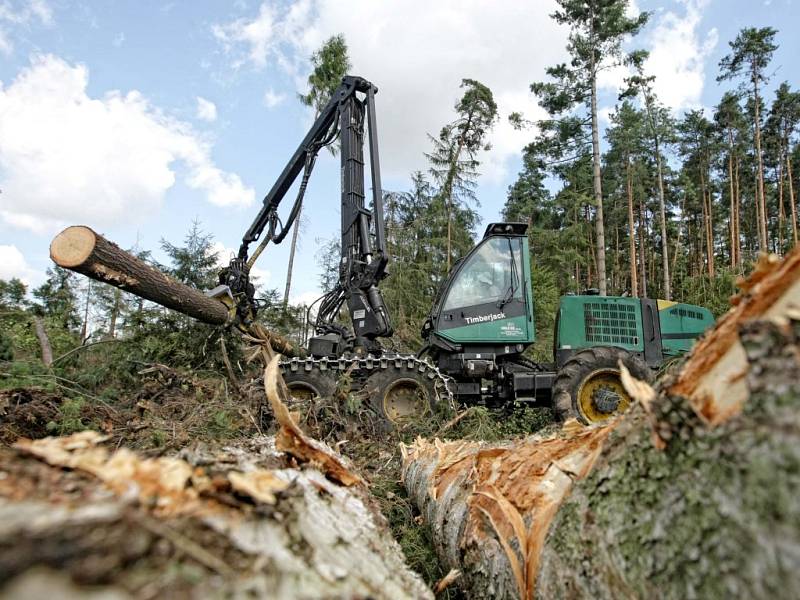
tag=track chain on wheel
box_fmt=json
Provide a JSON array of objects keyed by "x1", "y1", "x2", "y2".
[{"x1": 279, "y1": 353, "x2": 456, "y2": 412}]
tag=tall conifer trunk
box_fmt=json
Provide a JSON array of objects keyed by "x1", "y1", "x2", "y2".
[{"x1": 626, "y1": 160, "x2": 638, "y2": 296}]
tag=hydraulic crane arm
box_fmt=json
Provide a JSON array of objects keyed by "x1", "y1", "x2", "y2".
[{"x1": 224, "y1": 75, "x2": 392, "y2": 354}]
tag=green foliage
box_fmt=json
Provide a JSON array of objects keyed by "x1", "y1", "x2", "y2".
[
  {"x1": 32, "y1": 267, "x2": 80, "y2": 329},
  {"x1": 0, "y1": 278, "x2": 27, "y2": 309},
  {"x1": 718, "y1": 27, "x2": 779, "y2": 88},
  {"x1": 161, "y1": 219, "x2": 219, "y2": 290},
  {"x1": 0, "y1": 331, "x2": 13, "y2": 362},
  {"x1": 382, "y1": 79, "x2": 499, "y2": 350},
  {"x1": 673, "y1": 268, "x2": 738, "y2": 318},
  {"x1": 208, "y1": 409, "x2": 236, "y2": 439},
  {"x1": 46, "y1": 397, "x2": 88, "y2": 436},
  {"x1": 298, "y1": 34, "x2": 351, "y2": 116}
]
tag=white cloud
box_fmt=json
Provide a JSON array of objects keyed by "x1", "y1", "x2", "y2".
[
  {"x1": 291, "y1": 289, "x2": 320, "y2": 307},
  {"x1": 263, "y1": 88, "x2": 286, "y2": 109},
  {"x1": 213, "y1": 1, "x2": 568, "y2": 182},
  {"x1": 0, "y1": 244, "x2": 44, "y2": 286},
  {"x1": 0, "y1": 55, "x2": 255, "y2": 234},
  {"x1": 212, "y1": 0, "x2": 315, "y2": 75},
  {"x1": 643, "y1": 0, "x2": 717, "y2": 111},
  {"x1": 196, "y1": 96, "x2": 218, "y2": 122},
  {"x1": 0, "y1": 0, "x2": 53, "y2": 55}
]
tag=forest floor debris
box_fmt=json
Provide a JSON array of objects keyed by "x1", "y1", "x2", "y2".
[{"x1": 0, "y1": 349, "x2": 555, "y2": 597}]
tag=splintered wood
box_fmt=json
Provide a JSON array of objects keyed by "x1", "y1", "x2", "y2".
[
  {"x1": 669, "y1": 248, "x2": 800, "y2": 424},
  {"x1": 402, "y1": 424, "x2": 614, "y2": 600},
  {"x1": 264, "y1": 355, "x2": 363, "y2": 487},
  {"x1": 403, "y1": 246, "x2": 800, "y2": 600}
]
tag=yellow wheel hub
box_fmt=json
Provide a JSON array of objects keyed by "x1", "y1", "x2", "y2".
[
  {"x1": 383, "y1": 379, "x2": 429, "y2": 422},
  {"x1": 576, "y1": 368, "x2": 631, "y2": 424},
  {"x1": 286, "y1": 383, "x2": 319, "y2": 402}
]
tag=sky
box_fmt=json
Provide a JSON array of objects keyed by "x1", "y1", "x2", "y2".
[{"x1": 0, "y1": 0, "x2": 798, "y2": 307}]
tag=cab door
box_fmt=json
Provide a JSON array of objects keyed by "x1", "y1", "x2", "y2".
[{"x1": 434, "y1": 235, "x2": 533, "y2": 345}]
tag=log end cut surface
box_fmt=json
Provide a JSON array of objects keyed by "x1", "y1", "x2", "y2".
[{"x1": 50, "y1": 226, "x2": 97, "y2": 268}]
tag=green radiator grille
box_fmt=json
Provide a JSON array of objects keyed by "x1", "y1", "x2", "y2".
[{"x1": 583, "y1": 303, "x2": 638, "y2": 345}]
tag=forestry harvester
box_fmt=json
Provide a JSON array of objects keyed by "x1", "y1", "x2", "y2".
[{"x1": 51, "y1": 76, "x2": 714, "y2": 425}]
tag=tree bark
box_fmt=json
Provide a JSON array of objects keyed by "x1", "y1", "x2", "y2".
[
  {"x1": 626, "y1": 160, "x2": 638, "y2": 296},
  {"x1": 107, "y1": 288, "x2": 121, "y2": 339},
  {"x1": 80, "y1": 280, "x2": 91, "y2": 343},
  {"x1": 728, "y1": 139, "x2": 737, "y2": 268},
  {"x1": 735, "y1": 156, "x2": 742, "y2": 264},
  {"x1": 788, "y1": 151, "x2": 799, "y2": 246},
  {"x1": 50, "y1": 226, "x2": 299, "y2": 357},
  {"x1": 645, "y1": 100, "x2": 671, "y2": 299},
  {"x1": 590, "y1": 62, "x2": 607, "y2": 296},
  {"x1": 753, "y1": 74, "x2": 768, "y2": 251},
  {"x1": 778, "y1": 160, "x2": 786, "y2": 253},
  {"x1": 403, "y1": 246, "x2": 800, "y2": 599},
  {"x1": 638, "y1": 200, "x2": 647, "y2": 297},
  {"x1": 33, "y1": 317, "x2": 52, "y2": 367},
  {"x1": 3, "y1": 429, "x2": 431, "y2": 599}
]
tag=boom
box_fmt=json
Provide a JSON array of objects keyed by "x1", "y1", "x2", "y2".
[{"x1": 227, "y1": 75, "x2": 392, "y2": 355}]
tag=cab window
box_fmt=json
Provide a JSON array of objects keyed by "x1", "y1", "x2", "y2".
[{"x1": 443, "y1": 237, "x2": 523, "y2": 311}]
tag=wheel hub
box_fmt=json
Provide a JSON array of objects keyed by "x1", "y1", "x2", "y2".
[
  {"x1": 383, "y1": 378, "x2": 429, "y2": 422},
  {"x1": 285, "y1": 380, "x2": 324, "y2": 401},
  {"x1": 576, "y1": 368, "x2": 631, "y2": 424},
  {"x1": 592, "y1": 387, "x2": 621, "y2": 414}
]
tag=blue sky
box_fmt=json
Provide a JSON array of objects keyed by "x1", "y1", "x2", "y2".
[{"x1": 0, "y1": 0, "x2": 798, "y2": 306}]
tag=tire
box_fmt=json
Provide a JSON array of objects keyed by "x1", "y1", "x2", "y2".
[
  {"x1": 364, "y1": 366, "x2": 439, "y2": 427},
  {"x1": 281, "y1": 369, "x2": 337, "y2": 401},
  {"x1": 552, "y1": 346, "x2": 651, "y2": 425}
]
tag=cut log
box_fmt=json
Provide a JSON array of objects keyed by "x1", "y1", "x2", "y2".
[
  {"x1": 51, "y1": 225, "x2": 230, "y2": 326},
  {"x1": 50, "y1": 226, "x2": 299, "y2": 357},
  {"x1": 403, "y1": 247, "x2": 800, "y2": 600},
  {"x1": 1, "y1": 431, "x2": 432, "y2": 599}
]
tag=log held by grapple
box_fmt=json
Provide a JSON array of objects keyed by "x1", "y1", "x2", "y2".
[{"x1": 49, "y1": 225, "x2": 299, "y2": 357}]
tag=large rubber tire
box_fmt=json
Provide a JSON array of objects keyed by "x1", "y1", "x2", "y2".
[
  {"x1": 282, "y1": 369, "x2": 337, "y2": 401},
  {"x1": 364, "y1": 367, "x2": 439, "y2": 427},
  {"x1": 552, "y1": 346, "x2": 651, "y2": 425}
]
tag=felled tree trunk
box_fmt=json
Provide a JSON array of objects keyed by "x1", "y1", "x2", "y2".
[
  {"x1": 50, "y1": 225, "x2": 299, "y2": 357},
  {"x1": 1, "y1": 431, "x2": 431, "y2": 599},
  {"x1": 403, "y1": 248, "x2": 800, "y2": 600}
]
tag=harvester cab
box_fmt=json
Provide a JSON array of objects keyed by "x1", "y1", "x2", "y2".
[{"x1": 422, "y1": 222, "x2": 535, "y2": 354}]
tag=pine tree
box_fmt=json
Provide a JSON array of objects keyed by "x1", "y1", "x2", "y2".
[
  {"x1": 604, "y1": 101, "x2": 648, "y2": 296},
  {"x1": 426, "y1": 78, "x2": 497, "y2": 270},
  {"x1": 0, "y1": 278, "x2": 27, "y2": 309},
  {"x1": 532, "y1": 0, "x2": 647, "y2": 296},
  {"x1": 765, "y1": 83, "x2": 800, "y2": 248},
  {"x1": 718, "y1": 27, "x2": 779, "y2": 252},
  {"x1": 33, "y1": 267, "x2": 80, "y2": 330},
  {"x1": 714, "y1": 92, "x2": 747, "y2": 268},
  {"x1": 624, "y1": 51, "x2": 674, "y2": 298},
  {"x1": 161, "y1": 219, "x2": 219, "y2": 290}
]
